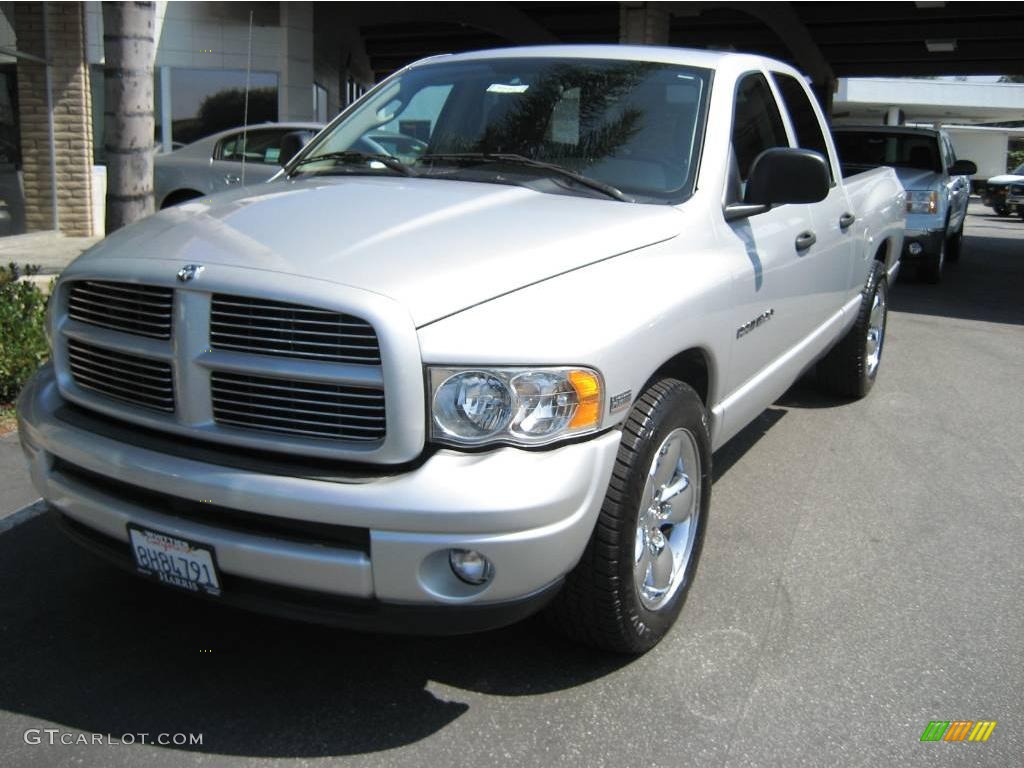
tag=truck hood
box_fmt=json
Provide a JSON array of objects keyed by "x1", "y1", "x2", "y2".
[
  {"x1": 891, "y1": 166, "x2": 943, "y2": 191},
  {"x1": 77, "y1": 176, "x2": 684, "y2": 326}
]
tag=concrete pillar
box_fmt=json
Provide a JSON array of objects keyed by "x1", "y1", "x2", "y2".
[
  {"x1": 885, "y1": 106, "x2": 904, "y2": 126},
  {"x1": 619, "y1": 2, "x2": 671, "y2": 45},
  {"x1": 14, "y1": 2, "x2": 95, "y2": 236},
  {"x1": 812, "y1": 78, "x2": 836, "y2": 123},
  {"x1": 279, "y1": 1, "x2": 314, "y2": 121}
]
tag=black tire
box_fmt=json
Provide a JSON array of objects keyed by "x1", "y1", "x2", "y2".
[
  {"x1": 918, "y1": 232, "x2": 945, "y2": 284},
  {"x1": 946, "y1": 226, "x2": 963, "y2": 262},
  {"x1": 817, "y1": 260, "x2": 888, "y2": 399},
  {"x1": 994, "y1": 204, "x2": 1009, "y2": 217},
  {"x1": 547, "y1": 379, "x2": 711, "y2": 654}
]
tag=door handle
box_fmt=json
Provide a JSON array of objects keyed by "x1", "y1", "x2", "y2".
[
  {"x1": 839, "y1": 212, "x2": 856, "y2": 229},
  {"x1": 795, "y1": 231, "x2": 817, "y2": 251},
  {"x1": 224, "y1": 174, "x2": 241, "y2": 185}
]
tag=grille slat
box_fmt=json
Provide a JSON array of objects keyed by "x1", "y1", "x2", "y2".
[
  {"x1": 211, "y1": 371, "x2": 385, "y2": 442},
  {"x1": 67, "y1": 339, "x2": 175, "y2": 412},
  {"x1": 211, "y1": 309, "x2": 373, "y2": 330},
  {"x1": 68, "y1": 280, "x2": 173, "y2": 339},
  {"x1": 68, "y1": 349, "x2": 174, "y2": 383},
  {"x1": 210, "y1": 295, "x2": 380, "y2": 364},
  {"x1": 210, "y1": 319, "x2": 377, "y2": 339},
  {"x1": 212, "y1": 393, "x2": 384, "y2": 415},
  {"x1": 68, "y1": 363, "x2": 174, "y2": 395}
]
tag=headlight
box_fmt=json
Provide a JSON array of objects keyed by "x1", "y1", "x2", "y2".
[
  {"x1": 906, "y1": 190, "x2": 937, "y2": 214},
  {"x1": 429, "y1": 366, "x2": 603, "y2": 447}
]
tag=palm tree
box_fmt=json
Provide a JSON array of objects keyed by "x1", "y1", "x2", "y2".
[{"x1": 102, "y1": 1, "x2": 155, "y2": 233}]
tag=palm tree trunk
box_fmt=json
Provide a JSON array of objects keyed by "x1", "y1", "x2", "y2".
[{"x1": 102, "y1": 1, "x2": 155, "y2": 233}]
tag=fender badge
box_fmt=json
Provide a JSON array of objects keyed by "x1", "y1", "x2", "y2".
[
  {"x1": 610, "y1": 389, "x2": 632, "y2": 414},
  {"x1": 177, "y1": 264, "x2": 204, "y2": 282}
]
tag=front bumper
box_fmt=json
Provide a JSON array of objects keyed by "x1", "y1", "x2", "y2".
[
  {"x1": 901, "y1": 226, "x2": 945, "y2": 259},
  {"x1": 18, "y1": 365, "x2": 620, "y2": 632}
]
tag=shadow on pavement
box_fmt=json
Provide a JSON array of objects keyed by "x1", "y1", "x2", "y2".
[
  {"x1": 890, "y1": 232, "x2": 1024, "y2": 326},
  {"x1": 0, "y1": 513, "x2": 630, "y2": 758},
  {"x1": 712, "y1": 406, "x2": 786, "y2": 483}
]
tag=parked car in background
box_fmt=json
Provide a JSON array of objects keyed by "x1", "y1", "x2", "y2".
[
  {"x1": 154, "y1": 123, "x2": 322, "y2": 209},
  {"x1": 19, "y1": 46, "x2": 906, "y2": 654},
  {"x1": 982, "y1": 162, "x2": 1024, "y2": 216},
  {"x1": 833, "y1": 126, "x2": 975, "y2": 283}
]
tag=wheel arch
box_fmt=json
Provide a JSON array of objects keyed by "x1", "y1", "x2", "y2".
[
  {"x1": 646, "y1": 347, "x2": 715, "y2": 408},
  {"x1": 160, "y1": 188, "x2": 204, "y2": 209}
]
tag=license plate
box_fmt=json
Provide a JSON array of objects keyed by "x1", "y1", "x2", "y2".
[{"x1": 128, "y1": 526, "x2": 221, "y2": 596}]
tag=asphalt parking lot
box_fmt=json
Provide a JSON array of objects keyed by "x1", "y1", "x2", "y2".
[{"x1": 1, "y1": 202, "x2": 1021, "y2": 768}]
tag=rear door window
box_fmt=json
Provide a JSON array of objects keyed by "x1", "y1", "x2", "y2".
[
  {"x1": 731, "y1": 73, "x2": 789, "y2": 183},
  {"x1": 217, "y1": 130, "x2": 292, "y2": 164},
  {"x1": 771, "y1": 73, "x2": 833, "y2": 183}
]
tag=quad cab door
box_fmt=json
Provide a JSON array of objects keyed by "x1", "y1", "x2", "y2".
[
  {"x1": 720, "y1": 72, "x2": 815, "y2": 400},
  {"x1": 771, "y1": 72, "x2": 857, "y2": 317}
]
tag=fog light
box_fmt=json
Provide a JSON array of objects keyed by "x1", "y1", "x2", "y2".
[
  {"x1": 908, "y1": 242, "x2": 923, "y2": 256},
  {"x1": 449, "y1": 549, "x2": 494, "y2": 585}
]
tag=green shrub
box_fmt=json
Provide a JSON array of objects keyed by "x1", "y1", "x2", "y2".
[
  {"x1": 0, "y1": 263, "x2": 49, "y2": 404},
  {"x1": 1008, "y1": 148, "x2": 1024, "y2": 173}
]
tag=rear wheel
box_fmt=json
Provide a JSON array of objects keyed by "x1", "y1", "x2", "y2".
[
  {"x1": 547, "y1": 379, "x2": 711, "y2": 654},
  {"x1": 817, "y1": 260, "x2": 888, "y2": 399}
]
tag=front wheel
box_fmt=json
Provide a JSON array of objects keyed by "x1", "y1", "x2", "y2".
[
  {"x1": 918, "y1": 233, "x2": 945, "y2": 284},
  {"x1": 547, "y1": 379, "x2": 711, "y2": 654},
  {"x1": 946, "y1": 226, "x2": 963, "y2": 262}
]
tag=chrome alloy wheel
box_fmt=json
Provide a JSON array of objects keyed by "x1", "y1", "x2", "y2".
[
  {"x1": 634, "y1": 427, "x2": 701, "y2": 611},
  {"x1": 865, "y1": 278, "x2": 888, "y2": 378}
]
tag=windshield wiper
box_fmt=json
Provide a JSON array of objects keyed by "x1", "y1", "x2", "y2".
[
  {"x1": 289, "y1": 151, "x2": 416, "y2": 177},
  {"x1": 417, "y1": 153, "x2": 633, "y2": 202}
]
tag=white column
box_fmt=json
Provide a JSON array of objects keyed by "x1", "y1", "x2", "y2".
[{"x1": 619, "y1": 2, "x2": 671, "y2": 45}]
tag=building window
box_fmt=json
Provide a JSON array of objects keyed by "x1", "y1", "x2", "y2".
[
  {"x1": 169, "y1": 68, "x2": 278, "y2": 146},
  {"x1": 345, "y1": 76, "x2": 367, "y2": 108}
]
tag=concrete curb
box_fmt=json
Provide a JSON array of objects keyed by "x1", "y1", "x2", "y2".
[{"x1": 0, "y1": 499, "x2": 47, "y2": 534}]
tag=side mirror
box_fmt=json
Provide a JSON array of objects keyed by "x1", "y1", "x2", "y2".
[
  {"x1": 949, "y1": 159, "x2": 977, "y2": 176},
  {"x1": 279, "y1": 131, "x2": 314, "y2": 167},
  {"x1": 725, "y1": 148, "x2": 831, "y2": 221}
]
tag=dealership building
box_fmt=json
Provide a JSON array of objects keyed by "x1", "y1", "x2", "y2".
[{"x1": 0, "y1": 1, "x2": 1021, "y2": 240}]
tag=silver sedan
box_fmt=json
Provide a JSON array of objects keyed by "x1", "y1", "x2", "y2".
[{"x1": 154, "y1": 122, "x2": 322, "y2": 209}]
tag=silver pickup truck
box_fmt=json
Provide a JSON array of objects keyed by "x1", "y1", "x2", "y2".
[
  {"x1": 18, "y1": 46, "x2": 905, "y2": 653},
  {"x1": 833, "y1": 126, "x2": 975, "y2": 283}
]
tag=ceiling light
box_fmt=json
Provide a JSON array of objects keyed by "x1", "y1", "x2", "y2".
[{"x1": 925, "y1": 39, "x2": 957, "y2": 53}]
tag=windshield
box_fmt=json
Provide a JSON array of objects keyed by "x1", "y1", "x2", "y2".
[
  {"x1": 834, "y1": 131, "x2": 942, "y2": 174},
  {"x1": 294, "y1": 57, "x2": 711, "y2": 203}
]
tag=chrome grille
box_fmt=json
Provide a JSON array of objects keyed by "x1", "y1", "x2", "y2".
[
  {"x1": 211, "y1": 372, "x2": 386, "y2": 442},
  {"x1": 67, "y1": 339, "x2": 175, "y2": 412},
  {"x1": 210, "y1": 295, "x2": 380, "y2": 364},
  {"x1": 68, "y1": 281, "x2": 173, "y2": 339}
]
